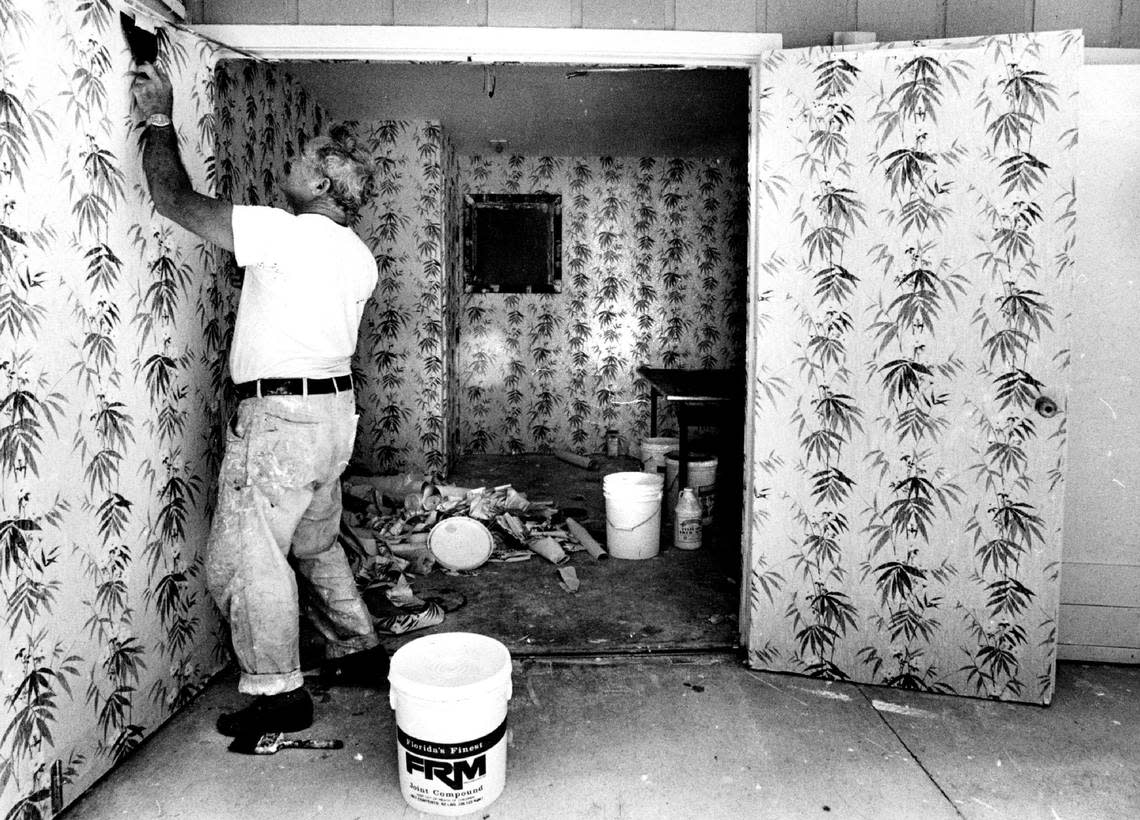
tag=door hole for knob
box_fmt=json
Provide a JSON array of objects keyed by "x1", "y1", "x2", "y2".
[{"x1": 1035, "y1": 395, "x2": 1059, "y2": 418}]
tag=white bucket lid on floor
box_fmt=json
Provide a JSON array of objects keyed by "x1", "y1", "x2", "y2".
[
  {"x1": 389, "y1": 632, "x2": 512, "y2": 702},
  {"x1": 427, "y1": 516, "x2": 494, "y2": 570}
]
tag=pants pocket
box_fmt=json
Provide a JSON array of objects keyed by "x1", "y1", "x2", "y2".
[
  {"x1": 335, "y1": 413, "x2": 360, "y2": 474},
  {"x1": 246, "y1": 408, "x2": 322, "y2": 495}
]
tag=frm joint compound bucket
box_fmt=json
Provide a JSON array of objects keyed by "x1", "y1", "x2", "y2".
[
  {"x1": 664, "y1": 451, "x2": 718, "y2": 527},
  {"x1": 603, "y1": 471, "x2": 664, "y2": 559},
  {"x1": 389, "y1": 633, "x2": 513, "y2": 815}
]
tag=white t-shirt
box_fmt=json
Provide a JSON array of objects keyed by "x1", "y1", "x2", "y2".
[{"x1": 229, "y1": 206, "x2": 377, "y2": 383}]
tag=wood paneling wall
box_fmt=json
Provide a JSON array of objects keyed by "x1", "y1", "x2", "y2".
[{"x1": 197, "y1": 0, "x2": 1140, "y2": 48}]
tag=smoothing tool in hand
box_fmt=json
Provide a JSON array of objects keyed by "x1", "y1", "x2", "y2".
[{"x1": 228, "y1": 732, "x2": 344, "y2": 755}]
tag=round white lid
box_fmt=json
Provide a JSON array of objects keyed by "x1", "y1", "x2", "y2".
[{"x1": 427, "y1": 517, "x2": 493, "y2": 570}]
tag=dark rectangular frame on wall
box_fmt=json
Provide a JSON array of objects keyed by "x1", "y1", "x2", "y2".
[{"x1": 462, "y1": 192, "x2": 562, "y2": 293}]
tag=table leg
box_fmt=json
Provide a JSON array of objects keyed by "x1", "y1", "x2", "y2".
[
  {"x1": 677, "y1": 405, "x2": 689, "y2": 492},
  {"x1": 650, "y1": 390, "x2": 658, "y2": 437}
]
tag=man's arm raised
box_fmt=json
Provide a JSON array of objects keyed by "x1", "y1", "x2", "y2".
[{"x1": 133, "y1": 63, "x2": 234, "y2": 252}]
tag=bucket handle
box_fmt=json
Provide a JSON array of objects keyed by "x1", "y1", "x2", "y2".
[
  {"x1": 607, "y1": 510, "x2": 659, "y2": 532},
  {"x1": 640, "y1": 456, "x2": 667, "y2": 472}
]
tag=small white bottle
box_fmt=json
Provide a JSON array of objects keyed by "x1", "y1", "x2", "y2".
[
  {"x1": 674, "y1": 487, "x2": 702, "y2": 550},
  {"x1": 605, "y1": 428, "x2": 621, "y2": 457}
]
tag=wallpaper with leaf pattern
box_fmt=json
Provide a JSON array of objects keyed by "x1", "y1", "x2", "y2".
[
  {"x1": 0, "y1": 3, "x2": 322, "y2": 814},
  {"x1": 349, "y1": 141, "x2": 748, "y2": 472},
  {"x1": 745, "y1": 32, "x2": 1080, "y2": 704},
  {"x1": 350, "y1": 120, "x2": 452, "y2": 476},
  {"x1": 457, "y1": 154, "x2": 748, "y2": 456}
]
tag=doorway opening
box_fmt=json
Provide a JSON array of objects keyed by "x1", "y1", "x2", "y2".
[{"x1": 213, "y1": 55, "x2": 754, "y2": 657}]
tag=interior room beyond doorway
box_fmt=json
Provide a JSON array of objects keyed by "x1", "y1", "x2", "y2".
[{"x1": 250, "y1": 58, "x2": 754, "y2": 656}]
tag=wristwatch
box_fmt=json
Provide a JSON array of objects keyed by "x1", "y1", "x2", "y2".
[{"x1": 145, "y1": 113, "x2": 173, "y2": 128}]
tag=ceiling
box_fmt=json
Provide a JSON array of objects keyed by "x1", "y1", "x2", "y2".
[{"x1": 280, "y1": 62, "x2": 750, "y2": 158}]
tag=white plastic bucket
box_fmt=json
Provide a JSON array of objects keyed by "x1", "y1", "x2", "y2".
[
  {"x1": 389, "y1": 632, "x2": 513, "y2": 816},
  {"x1": 603, "y1": 471, "x2": 664, "y2": 559},
  {"x1": 664, "y1": 451, "x2": 718, "y2": 528},
  {"x1": 639, "y1": 436, "x2": 679, "y2": 475}
]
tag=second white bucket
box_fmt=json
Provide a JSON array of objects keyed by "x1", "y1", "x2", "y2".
[
  {"x1": 639, "y1": 436, "x2": 679, "y2": 475},
  {"x1": 603, "y1": 471, "x2": 664, "y2": 559},
  {"x1": 389, "y1": 632, "x2": 513, "y2": 816}
]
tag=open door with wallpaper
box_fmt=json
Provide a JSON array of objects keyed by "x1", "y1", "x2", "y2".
[
  {"x1": 0, "y1": 3, "x2": 296, "y2": 816},
  {"x1": 742, "y1": 31, "x2": 1082, "y2": 704}
]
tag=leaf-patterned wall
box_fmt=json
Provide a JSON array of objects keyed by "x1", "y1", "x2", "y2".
[
  {"x1": 351, "y1": 121, "x2": 451, "y2": 476},
  {"x1": 457, "y1": 154, "x2": 749, "y2": 456},
  {"x1": 745, "y1": 32, "x2": 1081, "y2": 704},
  {"x1": 347, "y1": 135, "x2": 747, "y2": 474},
  {"x1": 0, "y1": 4, "x2": 322, "y2": 814}
]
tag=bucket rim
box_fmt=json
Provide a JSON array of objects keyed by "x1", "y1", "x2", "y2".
[
  {"x1": 664, "y1": 451, "x2": 718, "y2": 464},
  {"x1": 389, "y1": 632, "x2": 512, "y2": 701},
  {"x1": 603, "y1": 471, "x2": 664, "y2": 484}
]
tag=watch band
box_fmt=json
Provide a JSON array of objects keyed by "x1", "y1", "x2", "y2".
[{"x1": 145, "y1": 113, "x2": 173, "y2": 128}]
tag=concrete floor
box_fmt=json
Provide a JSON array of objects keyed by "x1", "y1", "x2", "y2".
[{"x1": 63, "y1": 656, "x2": 1138, "y2": 820}]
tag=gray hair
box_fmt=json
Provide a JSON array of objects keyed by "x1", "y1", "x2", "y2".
[{"x1": 301, "y1": 124, "x2": 376, "y2": 219}]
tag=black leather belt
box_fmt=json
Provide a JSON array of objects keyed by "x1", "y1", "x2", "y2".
[{"x1": 233, "y1": 375, "x2": 353, "y2": 401}]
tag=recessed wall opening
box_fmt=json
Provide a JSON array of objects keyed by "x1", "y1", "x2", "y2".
[{"x1": 215, "y1": 58, "x2": 753, "y2": 656}]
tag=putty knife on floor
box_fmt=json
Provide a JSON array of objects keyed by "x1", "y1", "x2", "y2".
[{"x1": 228, "y1": 732, "x2": 344, "y2": 755}]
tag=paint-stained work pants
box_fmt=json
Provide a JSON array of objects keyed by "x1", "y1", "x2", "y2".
[{"x1": 206, "y1": 391, "x2": 379, "y2": 696}]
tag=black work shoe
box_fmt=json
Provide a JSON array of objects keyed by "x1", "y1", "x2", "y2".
[
  {"x1": 216, "y1": 688, "x2": 313, "y2": 737},
  {"x1": 320, "y1": 645, "x2": 390, "y2": 689}
]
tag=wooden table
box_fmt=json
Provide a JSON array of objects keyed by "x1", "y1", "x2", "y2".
[{"x1": 637, "y1": 366, "x2": 743, "y2": 491}]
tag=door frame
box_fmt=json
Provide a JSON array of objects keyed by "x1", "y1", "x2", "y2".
[
  {"x1": 191, "y1": 24, "x2": 780, "y2": 64},
  {"x1": 191, "y1": 23, "x2": 783, "y2": 648}
]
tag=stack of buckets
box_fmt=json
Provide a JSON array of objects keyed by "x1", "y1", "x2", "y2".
[
  {"x1": 641, "y1": 437, "x2": 720, "y2": 526},
  {"x1": 601, "y1": 438, "x2": 718, "y2": 559},
  {"x1": 664, "y1": 451, "x2": 718, "y2": 529},
  {"x1": 639, "y1": 436, "x2": 678, "y2": 475},
  {"x1": 389, "y1": 632, "x2": 513, "y2": 815}
]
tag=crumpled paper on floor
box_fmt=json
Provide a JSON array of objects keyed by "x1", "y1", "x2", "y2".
[
  {"x1": 340, "y1": 473, "x2": 602, "y2": 611},
  {"x1": 557, "y1": 566, "x2": 580, "y2": 594},
  {"x1": 374, "y1": 602, "x2": 446, "y2": 635}
]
